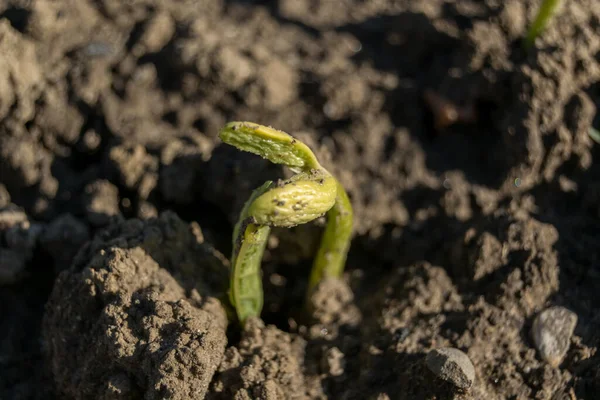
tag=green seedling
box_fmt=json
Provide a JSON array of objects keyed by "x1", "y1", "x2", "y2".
[
  {"x1": 590, "y1": 127, "x2": 600, "y2": 145},
  {"x1": 219, "y1": 122, "x2": 353, "y2": 325},
  {"x1": 524, "y1": 0, "x2": 563, "y2": 49}
]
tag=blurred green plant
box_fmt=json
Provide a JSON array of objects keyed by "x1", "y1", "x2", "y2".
[
  {"x1": 524, "y1": 0, "x2": 563, "y2": 49},
  {"x1": 219, "y1": 122, "x2": 353, "y2": 325},
  {"x1": 589, "y1": 127, "x2": 600, "y2": 145}
]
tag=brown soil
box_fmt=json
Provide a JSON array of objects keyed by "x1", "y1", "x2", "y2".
[{"x1": 1, "y1": 0, "x2": 599, "y2": 399}]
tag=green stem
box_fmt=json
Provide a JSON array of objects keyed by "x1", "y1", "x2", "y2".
[
  {"x1": 229, "y1": 221, "x2": 270, "y2": 324},
  {"x1": 524, "y1": 0, "x2": 562, "y2": 49},
  {"x1": 589, "y1": 127, "x2": 600, "y2": 144},
  {"x1": 228, "y1": 181, "x2": 273, "y2": 323},
  {"x1": 308, "y1": 179, "x2": 353, "y2": 294}
]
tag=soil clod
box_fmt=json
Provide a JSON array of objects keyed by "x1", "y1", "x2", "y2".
[{"x1": 425, "y1": 347, "x2": 475, "y2": 390}]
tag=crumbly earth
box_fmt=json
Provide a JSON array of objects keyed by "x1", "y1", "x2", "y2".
[
  {"x1": 42, "y1": 212, "x2": 230, "y2": 399},
  {"x1": 1, "y1": 0, "x2": 599, "y2": 399}
]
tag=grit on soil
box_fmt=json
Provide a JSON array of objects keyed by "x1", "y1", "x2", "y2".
[{"x1": 1, "y1": 0, "x2": 599, "y2": 399}]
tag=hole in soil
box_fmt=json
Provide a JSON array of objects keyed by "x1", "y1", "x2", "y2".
[
  {"x1": 0, "y1": 7, "x2": 30, "y2": 32},
  {"x1": 225, "y1": 321, "x2": 242, "y2": 345},
  {"x1": 70, "y1": 111, "x2": 113, "y2": 170},
  {"x1": 383, "y1": 132, "x2": 397, "y2": 162},
  {"x1": 162, "y1": 111, "x2": 178, "y2": 126},
  {"x1": 441, "y1": 2, "x2": 474, "y2": 30},
  {"x1": 260, "y1": 260, "x2": 310, "y2": 332},
  {"x1": 115, "y1": 186, "x2": 139, "y2": 220},
  {"x1": 164, "y1": 198, "x2": 233, "y2": 257},
  {"x1": 125, "y1": 20, "x2": 146, "y2": 51},
  {"x1": 192, "y1": 118, "x2": 206, "y2": 133},
  {"x1": 138, "y1": 51, "x2": 183, "y2": 93},
  {"x1": 418, "y1": 94, "x2": 507, "y2": 187},
  {"x1": 440, "y1": 311, "x2": 469, "y2": 337}
]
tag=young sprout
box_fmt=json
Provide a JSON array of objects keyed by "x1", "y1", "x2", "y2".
[
  {"x1": 219, "y1": 122, "x2": 353, "y2": 325},
  {"x1": 524, "y1": 0, "x2": 563, "y2": 49}
]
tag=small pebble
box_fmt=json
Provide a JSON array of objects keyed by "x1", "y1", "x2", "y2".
[
  {"x1": 531, "y1": 306, "x2": 577, "y2": 367},
  {"x1": 84, "y1": 42, "x2": 113, "y2": 58},
  {"x1": 321, "y1": 347, "x2": 345, "y2": 377},
  {"x1": 426, "y1": 347, "x2": 475, "y2": 390},
  {"x1": 81, "y1": 130, "x2": 101, "y2": 152}
]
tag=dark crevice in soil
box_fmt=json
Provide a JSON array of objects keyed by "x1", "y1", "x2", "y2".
[
  {"x1": 0, "y1": 7, "x2": 30, "y2": 32},
  {"x1": 161, "y1": 199, "x2": 233, "y2": 256}
]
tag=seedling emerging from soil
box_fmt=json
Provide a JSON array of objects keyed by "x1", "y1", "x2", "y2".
[
  {"x1": 219, "y1": 122, "x2": 353, "y2": 325},
  {"x1": 524, "y1": 0, "x2": 562, "y2": 49}
]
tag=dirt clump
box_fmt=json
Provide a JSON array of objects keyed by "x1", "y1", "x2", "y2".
[
  {"x1": 209, "y1": 318, "x2": 307, "y2": 400},
  {"x1": 42, "y1": 212, "x2": 229, "y2": 399}
]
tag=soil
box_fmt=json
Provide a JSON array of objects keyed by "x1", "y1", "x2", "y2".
[{"x1": 1, "y1": 0, "x2": 599, "y2": 399}]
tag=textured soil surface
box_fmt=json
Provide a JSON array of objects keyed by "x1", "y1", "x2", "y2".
[{"x1": 1, "y1": 0, "x2": 600, "y2": 399}]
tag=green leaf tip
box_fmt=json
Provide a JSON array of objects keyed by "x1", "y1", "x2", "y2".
[
  {"x1": 524, "y1": 0, "x2": 562, "y2": 49},
  {"x1": 219, "y1": 121, "x2": 353, "y2": 326},
  {"x1": 219, "y1": 121, "x2": 321, "y2": 171}
]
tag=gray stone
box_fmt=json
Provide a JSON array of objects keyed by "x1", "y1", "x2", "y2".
[
  {"x1": 426, "y1": 347, "x2": 475, "y2": 390},
  {"x1": 531, "y1": 306, "x2": 577, "y2": 367}
]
